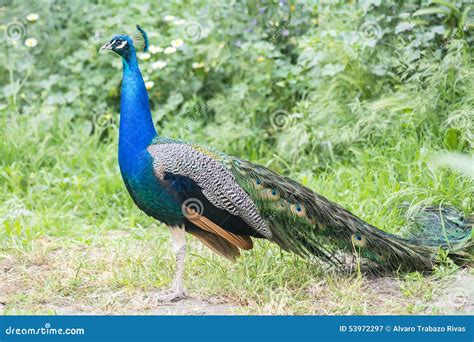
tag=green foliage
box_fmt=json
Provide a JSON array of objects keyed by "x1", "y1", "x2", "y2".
[{"x1": 1, "y1": 1, "x2": 473, "y2": 167}]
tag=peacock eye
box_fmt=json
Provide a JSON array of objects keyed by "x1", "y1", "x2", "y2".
[{"x1": 114, "y1": 39, "x2": 128, "y2": 49}]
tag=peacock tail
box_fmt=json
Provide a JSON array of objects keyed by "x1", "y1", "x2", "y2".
[{"x1": 227, "y1": 156, "x2": 473, "y2": 271}]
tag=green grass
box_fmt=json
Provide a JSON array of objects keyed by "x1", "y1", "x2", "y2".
[{"x1": 0, "y1": 112, "x2": 471, "y2": 315}]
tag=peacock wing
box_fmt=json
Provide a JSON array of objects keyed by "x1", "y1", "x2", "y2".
[{"x1": 146, "y1": 140, "x2": 272, "y2": 239}]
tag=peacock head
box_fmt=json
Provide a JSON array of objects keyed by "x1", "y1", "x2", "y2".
[{"x1": 100, "y1": 25, "x2": 149, "y2": 62}]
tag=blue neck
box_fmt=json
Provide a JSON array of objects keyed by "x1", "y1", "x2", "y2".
[{"x1": 118, "y1": 53, "x2": 157, "y2": 174}]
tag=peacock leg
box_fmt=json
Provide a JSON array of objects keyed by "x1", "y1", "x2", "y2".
[{"x1": 155, "y1": 225, "x2": 187, "y2": 303}]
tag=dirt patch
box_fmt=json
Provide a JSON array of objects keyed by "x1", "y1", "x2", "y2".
[
  {"x1": 1, "y1": 238, "x2": 472, "y2": 315},
  {"x1": 0, "y1": 243, "x2": 240, "y2": 315},
  {"x1": 430, "y1": 270, "x2": 473, "y2": 315},
  {"x1": 31, "y1": 296, "x2": 239, "y2": 315}
]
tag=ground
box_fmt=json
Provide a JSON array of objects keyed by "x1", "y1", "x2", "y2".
[{"x1": 1, "y1": 230, "x2": 472, "y2": 315}]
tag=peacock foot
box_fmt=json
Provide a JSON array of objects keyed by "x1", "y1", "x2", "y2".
[{"x1": 153, "y1": 288, "x2": 188, "y2": 303}]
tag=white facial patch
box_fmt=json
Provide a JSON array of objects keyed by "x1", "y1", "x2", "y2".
[{"x1": 116, "y1": 40, "x2": 127, "y2": 49}]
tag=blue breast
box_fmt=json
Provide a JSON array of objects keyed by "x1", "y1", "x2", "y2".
[{"x1": 119, "y1": 147, "x2": 184, "y2": 226}]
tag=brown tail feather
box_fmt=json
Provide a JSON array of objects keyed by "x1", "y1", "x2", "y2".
[
  {"x1": 188, "y1": 229, "x2": 240, "y2": 261},
  {"x1": 185, "y1": 207, "x2": 253, "y2": 250}
]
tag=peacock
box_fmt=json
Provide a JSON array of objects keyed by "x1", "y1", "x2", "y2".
[{"x1": 100, "y1": 26, "x2": 472, "y2": 302}]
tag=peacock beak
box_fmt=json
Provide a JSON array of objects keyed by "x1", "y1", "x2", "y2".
[{"x1": 99, "y1": 42, "x2": 113, "y2": 54}]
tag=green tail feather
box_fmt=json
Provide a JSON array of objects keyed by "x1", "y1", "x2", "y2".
[{"x1": 230, "y1": 158, "x2": 473, "y2": 271}]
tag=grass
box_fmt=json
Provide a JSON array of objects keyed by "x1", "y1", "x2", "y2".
[{"x1": 0, "y1": 112, "x2": 472, "y2": 315}]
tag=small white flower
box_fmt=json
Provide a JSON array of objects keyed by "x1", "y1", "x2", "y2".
[
  {"x1": 145, "y1": 81, "x2": 155, "y2": 90},
  {"x1": 152, "y1": 60, "x2": 167, "y2": 70},
  {"x1": 26, "y1": 13, "x2": 39, "y2": 22},
  {"x1": 138, "y1": 52, "x2": 151, "y2": 60},
  {"x1": 24, "y1": 37, "x2": 38, "y2": 48},
  {"x1": 148, "y1": 45, "x2": 163, "y2": 54},
  {"x1": 164, "y1": 46, "x2": 176, "y2": 54},
  {"x1": 192, "y1": 62, "x2": 205, "y2": 69},
  {"x1": 173, "y1": 19, "x2": 186, "y2": 26},
  {"x1": 163, "y1": 15, "x2": 176, "y2": 22},
  {"x1": 171, "y1": 39, "x2": 184, "y2": 48}
]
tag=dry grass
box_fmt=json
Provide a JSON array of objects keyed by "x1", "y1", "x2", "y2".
[{"x1": 1, "y1": 234, "x2": 472, "y2": 315}]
